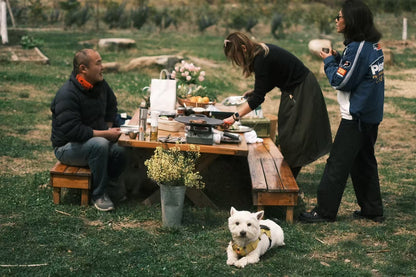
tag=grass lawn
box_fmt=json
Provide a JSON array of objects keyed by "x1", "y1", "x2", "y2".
[{"x1": 0, "y1": 25, "x2": 415, "y2": 276}]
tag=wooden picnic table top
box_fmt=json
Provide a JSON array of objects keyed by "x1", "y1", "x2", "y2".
[{"x1": 118, "y1": 109, "x2": 249, "y2": 157}]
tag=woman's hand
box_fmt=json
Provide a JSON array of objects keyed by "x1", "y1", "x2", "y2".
[
  {"x1": 320, "y1": 48, "x2": 336, "y2": 60},
  {"x1": 223, "y1": 116, "x2": 235, "y2": 128},
  {"x1": 243, "y1": 89, "x2": 254, "y2": 98}
]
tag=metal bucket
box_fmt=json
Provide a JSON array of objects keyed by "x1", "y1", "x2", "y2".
[{"x1": 160, "y1": 184, "x2": 186, "y2": 227}]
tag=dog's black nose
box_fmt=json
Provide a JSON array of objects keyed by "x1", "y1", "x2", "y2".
[{"x1": 240, "y1": 231, "x2": 246, "y2": 237}]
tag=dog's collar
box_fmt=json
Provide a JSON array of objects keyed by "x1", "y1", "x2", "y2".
[{"x1": 232, "y1": 225, "x2": 272, "y2": 257}]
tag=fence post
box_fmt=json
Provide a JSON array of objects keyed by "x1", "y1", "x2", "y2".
[
  {"x1": 0, "y1": 0, "x2": 9, "y2": 44},
  {"x1": 402, "y1": 17, "x2": 407, "y2": 41}
]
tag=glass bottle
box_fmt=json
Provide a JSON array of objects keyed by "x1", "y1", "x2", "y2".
[{"x1": 150, "y1": 111, "x2": 160, "y2": 141}]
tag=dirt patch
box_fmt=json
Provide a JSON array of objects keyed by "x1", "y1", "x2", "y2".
[
  {"x1": 0, "y1": 45, "x2": 49, "y2": 64},
  {"x1": 385, "y1": 68, "x2": 416, "y2": 99},
  {"x1": 81, "y1": 217, "x2": 161, "y2": 232}
]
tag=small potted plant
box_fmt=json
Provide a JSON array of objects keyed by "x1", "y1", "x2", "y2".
[{"x1": 144, "y1": 144, "x2": 205, "y2": 227}]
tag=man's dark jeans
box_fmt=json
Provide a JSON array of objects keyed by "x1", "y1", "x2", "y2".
[{"x1": 55, "y1": 137, "x2": 127, "y2": 201}]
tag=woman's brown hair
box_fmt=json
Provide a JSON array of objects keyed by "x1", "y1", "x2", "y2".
[{"x1": 224, "y1": 32, "x2": 269, "y2": 78}]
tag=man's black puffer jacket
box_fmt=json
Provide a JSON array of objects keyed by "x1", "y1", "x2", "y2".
[{"x1": 51, "y1": 72, "x2": 117, "y2": 148}]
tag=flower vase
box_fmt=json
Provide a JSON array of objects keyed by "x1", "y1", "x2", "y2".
[{"x1": 159, "y1": 184, "x2": 186, "y2": 227}]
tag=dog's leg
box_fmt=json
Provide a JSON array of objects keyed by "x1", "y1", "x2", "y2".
[
  {"x1": 234, "y1": 249, "x2": 261, "y2": 268},
  {"x1": 226, "y1": 243, "x2": 239, "y2": 266}
]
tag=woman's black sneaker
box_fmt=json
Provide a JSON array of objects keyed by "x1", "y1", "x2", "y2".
[
  {"x1": 299, "y1": 208, "x2": 335, "y2": 223},
  {"x1": 353, "y1": 210, "x2": 385, "y2": 223}
]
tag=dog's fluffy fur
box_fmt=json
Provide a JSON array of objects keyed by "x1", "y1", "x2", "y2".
[{"x1": 226, "y1": 207, "x2": 285, "y2": 268}]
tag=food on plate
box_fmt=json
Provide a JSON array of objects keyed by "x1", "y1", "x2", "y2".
[
  {"x1": 228, "y1": 122, "x2": 240, "y2": 130},
  {"x1": 189, "y1": 119, "x2": 207, "y2": 124}
]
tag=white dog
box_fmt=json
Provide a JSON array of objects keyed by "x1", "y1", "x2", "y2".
[{"x1": 226, "y1": 207, "x2": 285, "y2": 268}]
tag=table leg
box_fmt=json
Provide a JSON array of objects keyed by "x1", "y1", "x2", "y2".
[
  {"x1": 142, "y1": 189, "x2": 160, "y2": 206},
  {"x1": 186, "y1": 188, "x2": 218, "y2": 209}
]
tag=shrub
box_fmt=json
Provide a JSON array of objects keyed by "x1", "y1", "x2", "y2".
[
  {"x1": 225, "y1": 5, "x2": 259, "y2": 32},
  {"x1": 60, "y1": 0, "x2": 80, "y2": 28},
  {"x1": 197, "y1": 14, "x2": 217, "y2": 32},
  {"x1": 59, "y1": 0, "x2": 90, "y2": 28},
  {"x1": 27, "y1": 0, "x2": 47, "y2": 26},
  {"x1": 74, "y1": 6, "x2": 90, "y2": 27},
  {"x1": 303, "y1": 3, "x2": 335, "y2": 34},
  {"x1": 103, "y1": 1, "x2": 128, "y2": 29},
  {"x1": 20, "y1": 35, "x2": 44, "y2": 49},
  {"x1": 10, "y1": 5, "x2": 28, "y2": 26},
  {"x1": 49, "y1": 8, "x2": 61, "y2": 24},
  {"x1": 131, "y1": 6, "x2": 149, "y2": 30},
  {"x1": 152, "y1": 8, "x2": 175, "y2": 31},
  {"x1": 271, "y1": 13, "x2": 284, "y2": 39},
  {"x1": 195, "y1": 6, "x2": 218, "y2": 32}
]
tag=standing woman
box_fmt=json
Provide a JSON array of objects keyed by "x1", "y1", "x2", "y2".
[
  {"x1": 223, "y1": 32, "x2": 332, "y2": 178},
  {"x1": 300, "y1": 0, "x2": 385, "y2": 223}
]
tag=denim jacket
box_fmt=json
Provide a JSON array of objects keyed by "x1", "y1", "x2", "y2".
[{"x1": 324, "y1": 40, "x2": 384, "y2": 124}]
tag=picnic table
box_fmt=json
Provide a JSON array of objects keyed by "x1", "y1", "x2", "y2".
[
  {"x1": 118, "y1": 109, "x2": 249, "y2": 209},
  {"x1": 118, "y1": 109, "x2": 299, "y2": 222}
]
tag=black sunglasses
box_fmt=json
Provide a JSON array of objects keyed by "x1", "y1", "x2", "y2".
[{"x1": 335, "y1": 15, "x2": 343, "y2": 21}]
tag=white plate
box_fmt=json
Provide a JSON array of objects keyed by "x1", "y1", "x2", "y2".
[
  {"x1": 227, "y1": 125, "x2": 252, "y2": 133},
  {"x1": 120, "y1": 125, "x2": 139, "y2": 134},
  {"x1": 221, "y1": 96, "x2": 247, "y2": 106}
]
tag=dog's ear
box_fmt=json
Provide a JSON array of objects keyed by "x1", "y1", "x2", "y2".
[
  {"x1": 254, "y1": 210, "x2": 264, "y2": 220},
  {"x1": 230, "y1": 207, "x2": 237, "y2": 215}
]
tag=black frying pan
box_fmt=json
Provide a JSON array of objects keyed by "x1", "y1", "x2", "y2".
[{"x1": 175, "y1": 114, "x2": 223, "y2": 127}]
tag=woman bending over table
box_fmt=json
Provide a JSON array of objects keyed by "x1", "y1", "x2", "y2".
[{"x1": 223, "y1": 32, "x2": 332, "y2": 178}]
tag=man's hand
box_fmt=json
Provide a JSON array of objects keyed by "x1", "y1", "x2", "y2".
[
  {"x1": 93, "y1": 128, "x2": 121, "y2": 142},
  {"x1": 106, "y1": 128, "x2": 121, "y2": 142}
]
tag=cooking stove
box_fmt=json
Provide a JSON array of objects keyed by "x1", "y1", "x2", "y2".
[{"x1": 185, "y1": 125, "x2": 214, "y2": 145}]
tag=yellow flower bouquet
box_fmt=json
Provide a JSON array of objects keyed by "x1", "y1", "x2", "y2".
[{"x1": 144, "y1": 145, "x2": 205, "y2": 189}]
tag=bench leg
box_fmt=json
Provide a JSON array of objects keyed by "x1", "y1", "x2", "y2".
[
  {"x1": 286, "y1": 207, "x2": 294, "y2": 224},
  {"x1": 257, "y1": 205, "x2": 264, "y2": 212},
  {"x1": 53, "y1": 187, "x2": 61, "y2": 204},
  {"x1": 80, "y1": 189, "x2": 89, "y2": 206}
]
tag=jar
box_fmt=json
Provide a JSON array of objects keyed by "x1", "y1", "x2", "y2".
[{"x1": 177, "y1": 107, "x2": 185, "y2": 116}]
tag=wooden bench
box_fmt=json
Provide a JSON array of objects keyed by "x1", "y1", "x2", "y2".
[
  {"x1": 247, "y1": 138, "x2": 299, "y2": 223},
  {"x1": 50, "y1": 161, "x2": 91, "y2": 206}
]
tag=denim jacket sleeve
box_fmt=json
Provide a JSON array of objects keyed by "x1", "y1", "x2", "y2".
[{"x1": 323, "y1": 41, "x2": 367, "y2": 92}]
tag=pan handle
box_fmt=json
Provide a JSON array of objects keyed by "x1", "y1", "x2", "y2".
[{"x1": 223, "y1": 132, "x2": 240, "y2": 140}]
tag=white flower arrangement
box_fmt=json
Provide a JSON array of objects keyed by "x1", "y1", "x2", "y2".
[
  {"x1": 171, "y1": 60, "x2": 205, "y2": 86},
  {"x1": 170, "y1": 60, "x2": 207, "y2": 99}
]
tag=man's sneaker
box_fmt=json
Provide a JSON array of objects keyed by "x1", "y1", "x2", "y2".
[
  {"x1": 353, "y1": 210, "x2": 385, "y2": 223},
  {"x1": 299, "y1": 208, "x2": 335, "y2": 223},
  {"x1": 93, "y1": 194, "x2": 114, "y2": 211}
]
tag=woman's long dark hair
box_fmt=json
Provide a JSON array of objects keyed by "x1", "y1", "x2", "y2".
[
  {"x1": 342, "y1": 0, "x2": 381, "y2": 42},
  {"x1": 224, "y1": 32, "x2": 268, "y2": 78}
]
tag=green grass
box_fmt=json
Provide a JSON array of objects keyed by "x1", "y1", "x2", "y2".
[{"x1": 1, "y1": 23, "x2": 416, "y2": 276}]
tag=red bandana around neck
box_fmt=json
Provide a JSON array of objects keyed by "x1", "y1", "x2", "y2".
[{"x1": 76, "y1": 74, "x2": 93, "y2": 90}]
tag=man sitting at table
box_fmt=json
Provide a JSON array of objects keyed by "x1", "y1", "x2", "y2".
[{"x1": 50, "y1": 49, "x2": 127, "y2": 211}]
